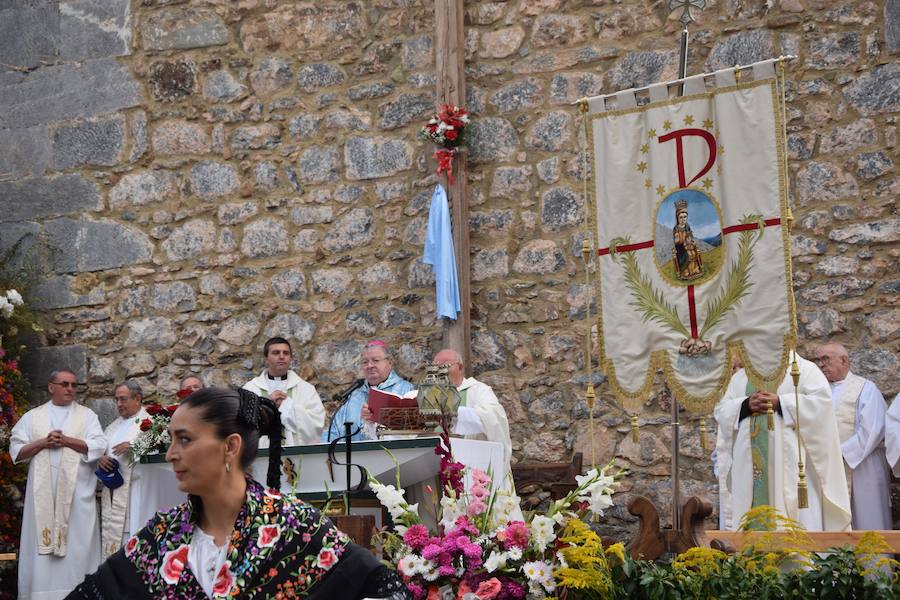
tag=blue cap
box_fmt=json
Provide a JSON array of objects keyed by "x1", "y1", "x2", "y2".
[{"x1": 95, "y1": 460, "x2": 124, "y2": 489}]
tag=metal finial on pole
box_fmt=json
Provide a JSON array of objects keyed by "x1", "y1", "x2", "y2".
[{"x1": 668, "y1": 0, "x2": 707, "y2": 27}]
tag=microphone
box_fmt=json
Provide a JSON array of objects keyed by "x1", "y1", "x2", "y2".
[
  {"x1": 327, "y1": 379, "x2": 366, "y2": 442},
  {"x1": 332, "y1": 378, "x2": 365, "y2": 403}
]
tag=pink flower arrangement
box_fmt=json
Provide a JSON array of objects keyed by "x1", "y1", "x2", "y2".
[{"x1": 372, "y1": 437, "x2": 624, "y2": 599}]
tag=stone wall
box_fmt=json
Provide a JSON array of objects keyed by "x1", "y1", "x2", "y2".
[{"x1": 0, "y1": 0, "x2": 898, "y2": 532}]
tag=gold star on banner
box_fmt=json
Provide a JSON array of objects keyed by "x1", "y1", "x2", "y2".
[
  {"x1": 703, "y1": 118, "x2": 714, "y2": 129},
  {"x1": 701, "y1": 178, "x2": 713, "y2": 190},
  {"x1": 718, "y1": 144, "x2": 725, "y2": 155},
  {"x1": 637, "y1": 161, "x2": 648, "y2": 173},
  {"x1": 684, "y1": 114, "x2": 694, "y2": 126},
  {"x1": 663, "y1": 120, "x2": 672, "y2": 131},
  {"x1": 640, "y1": 143, "x2": 649, "y2": 154},
  {"x1": 644, "y1": 179, "x2": 652, "y2": 189},
  {"x1": 648, "y1": 128, "x2": 657, "y2": 138},
  {"x1": 656, "y1": 184, "x2": 666, "y2": 197}
]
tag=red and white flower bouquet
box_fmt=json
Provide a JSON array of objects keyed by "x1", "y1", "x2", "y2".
[
  {"x1": 419, "y1": 104, "x2": 471, "y2": 184},
  {"x1": 129, "y1": 402, "x2": 179, "y2": 462}
]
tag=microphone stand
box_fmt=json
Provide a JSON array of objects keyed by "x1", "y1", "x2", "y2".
[{"x1": 327, "y1": 378, "x2": 366, "y2": 443}]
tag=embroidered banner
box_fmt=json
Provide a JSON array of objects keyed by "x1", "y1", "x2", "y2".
[{"x1": 587, "y1": 59, "x2": 795, "y2": 413}]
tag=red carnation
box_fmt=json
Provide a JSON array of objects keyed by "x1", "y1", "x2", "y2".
[
  {"x1": 176, "y1": 388, "x2": 193, "y2": 399},
  {"x1": 146, "y1": 403, "x2": 163, "y2": 416},
  {"x1": 139, "y1": 419, "x2": 152, "y2": 432},
  {"x1": 444, "y1": 129, "x2": 459, "y2": 141},
  {"x1": 165, "y1": 404, "x2": 179, "y2": 415}
]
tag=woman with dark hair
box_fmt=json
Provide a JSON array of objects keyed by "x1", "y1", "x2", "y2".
[{"x1": 67, "y1": 387, "x2": 411, "y2": 600}]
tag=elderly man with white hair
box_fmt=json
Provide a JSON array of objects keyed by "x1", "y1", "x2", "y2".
[
  {"x1": 433, "y1": 348, "x2": 513, "y2": 481},
  {"x1": 814, "y1": 342, "x2": 891, "y2": 531}
]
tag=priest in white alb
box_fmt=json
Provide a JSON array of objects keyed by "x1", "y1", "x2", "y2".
[
  {"x1": 433, "y1": 348, "x2": 514, "y2": 483},
  {"x1": 714, "y1": 352, "x2": 851, "y2": 532},
  {"x1": 243, "y1": 336, "x2": 325, "y2": 446},
  {"x1": 814, "y1": 342, "x2": 892, "y2": 530},
  {"x1": 98, "y1": 380, "x2": 149, "y2": 558},
  {"x1": 886, "y1": 393, "x2": 900, "y2": 478},
  {"x1": 9, "y1": 369, "x2": 107, "y2": 600}
]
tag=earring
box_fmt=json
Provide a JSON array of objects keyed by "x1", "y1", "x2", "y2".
[{"x1": 225, "y1": 462, "x2": 232, "y2": 473}]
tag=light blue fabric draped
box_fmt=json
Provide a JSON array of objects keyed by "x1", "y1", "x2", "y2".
[{"x1": 422, "y1": 184, "x2": 461, "y2": 320}]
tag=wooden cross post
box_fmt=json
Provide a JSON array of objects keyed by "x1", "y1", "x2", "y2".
[{"x1": 434, "y1": 0, "x2": 472, "y2": 375}]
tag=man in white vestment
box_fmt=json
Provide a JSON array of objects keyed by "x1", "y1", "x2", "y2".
[
  {"x1": 433, "y1": 348, "x2": 513, "y2": 475},
  {"x1": 243, "y1": 336, "x2": 325, "y2": 446},
  {"x1": 98, "y1": 380, "x2": 149, "y2": 558},
  {"x1": 815, "y1": 342, "x2": 892, "y2": 530},
  {"x1": 886, "y1": 393, "x2": 900, "y2": 478},
  {"x1": 9, "y1": 369, "x2": 106, "y2": 600},
  {"x1": 714, "y1": 352, "x2": 851, "y2": 532}
]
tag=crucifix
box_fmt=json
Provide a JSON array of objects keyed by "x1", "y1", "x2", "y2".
[{"x1": 433, "y1": 0, "x2": 472, "y2": 376}]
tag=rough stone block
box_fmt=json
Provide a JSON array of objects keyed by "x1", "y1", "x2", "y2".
[
  {"x1": 471, "y1": 330, "x2": 507, "y2": 374},
  {"x1": 705, "y1": 30, "x2": 775, "y2": 71},
  {"x1": 152, "y1": 119, "x2": 211, "y2": 155},
  {"x1": 203, "y1": 70, "x2": 246, "y2": 103},
  {"x1": 549, "y1": 72, "x2": 603, "y2": 105},
  {"x1": 240, "y1": 218, "x2": 288, "y2": 258},
  {"x1": 526, "y1": 111, "x2": 572, "y2": 152},
  {"x1": 217, "y1": 314, "x2": 260, "y2": 347},
  {"x1": 150, "y1": 281, "x2": 196, "y2": 312},
  {"x1": 0, "y1": 174, "x2": 100, "y2": 223},
  {"x1": 480, "y1": 26, "x2": 525, "y2": 59},
  {"x1": 844, "y1": 64, "x2": 900, "y2": 116},
  {"x1": 378, "y1": 93, "x2": 433, "y2": 130},
  {"x1": 250, "y1": 57, "x2": 294, "y2": 96},
  {"x1": 109, "y1": 170, "x2": 179, "y2": 208},
  {"x1": 512, "y1": 239, "x2": 565, "y2": 274},
  {"x1": 127, "y1": 317, "x2": 176, "y2": 350},
  {"x1": 795, "y1": 161, "x2": 859, "y2": 206},
  {"x1": 263, "y1": 314, "x2": 316, "y2": 344},
  {"x1": 21, "y1": 344, "x2": 88, "y2": 386},
  {"x1": 231, "y1": 124, "x2": 281, "y2": 150},
  {"x1": 239, "y1": 3, "x2": 365, "y2": 53},
  {"x1": 0, "y1": 125, "x2": 50, "y2": 179},
  {"x1": 358, "y1": 262, "x2": 398, "y2": 295},
  {"x1": 323, "y1": 207, "x2": 373, "y2": 252},
  {"x1": 344, "y1": 137, "x2": 411, "y2": 180},
  {"x1": 291, "y1": 206, "x2": 333, "y2": 226},
  {"x1": 312, "y1": 268, "x2": 354, "y2": 296},
  {"x1": 190, "y1": 161, "x2": 239, "y2": 199},
  {"x1": 271, "y1": 269, "x2": 307, "y2": 300},
  {"x1": 467, "y1": 118, "x2": 518, "y2": 164},
  {"x1": 806, "y1": 32, "x2": 860, "y2": 70},
  {"x1": 140, "y1": 7, "x2": 228, "y2": 51},
  {"x1": 402, "y1": 35, "x2": 433, "y2": 70},
  {"x1": 60, "y1": 0, "x2": 132, "y2": 61},
  {"x1": 530, "y1": 14, "x2": 588, "y2": 48},
  {"x1": 490, "y1": 79, "x2": 543, "y2": 113},
  {"x1": 51, "y1": 114, "x2": 125, "y2": 169},
  {"x1": 162, "y1": 219, "x2": 216, "y2": 261},
  {"x1": 0, "y1": 58, "x2": 141, "y2": 129},
  {"x1": 606, "y1": 50, "x2": 678, "y2": 92},
  {"x1": 44, "y1": 218, "x2": 153, "y2": 273},
  {"x1": 541, "y1": 187, "x2": 582, "y2": 231},
  {"x1": 888, "y1": 0, "x2": 900, "y2": 52},
  {"x1": 149, "y1": 60, "x2": 196, "y2": 103},
  {"x1": 828, "y1": 218, "x2": 900, "y2": 244},
  {"x1": 0, "y1": 2, "x2": 59, "y2": 73},
  {"x1": 28, "y1": 274, "x2": 106, "y2": 310},
  {"x1": 473, "y1": 248, "x2": 509, "y2": 281},
  {"x1": 298, "y1": 145, "x2": 340, "y2": 184},
  {"x1": 297, "y1": 63, "x2": 346, "y2": 92},
  {"x1": 856, "y1": 151, "x2": 894, "y2": 180}
]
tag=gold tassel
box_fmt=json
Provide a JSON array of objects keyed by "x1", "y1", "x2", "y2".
[
  {"x1": 766, "y1": 402, "x2": 775, "y2": 431},
  {"x1": 585, "y1": 383, "x2": 595, "y2": 410},
  {"x1": 797, "y1": 461, "x2": 809, "y2": 509},
  {"x1": 631, "y1": 414, "x2": 639, "y2": 443},
  {"x1": 699, "y1": 418, "x2": 708, "y2": 452}
]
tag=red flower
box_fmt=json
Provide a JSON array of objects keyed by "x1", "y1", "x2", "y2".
[
  {"x1": 475, "y1": 578, "x2": 502, "y2": 599},
  {"x1": 258, "y1": 524, "x2": 281, "y2": 548},
  {"x1": 176, "y1": 388, "x2": 193, "y2": 399},
  {"x1": 267, "y1": 567, "x2": 278, "y2": 579},
  {"x1": 212, "y1": 561, "x2": 234, "y2": 596},
  {"x1": 159, "y1": 544, "x2": 189, "y2": 584},
  {"x1": 444, "y1": 129, "x2": 459, "y2": 141},
  {"x1": 139, "y1": 419, "x2": 153, "y2": 432},
  {"x1": 124, "y1": 536, "x2": 138, "y2": 556},
  {"x1": 316, "y1": 547, "x2": 337, "y2": 570},
  {"x1": 146, "y1": 404, "x2": 163, "y2": 416},
  {"x1": 165, "y1": 404, "x2": 179, "y2": 415}
]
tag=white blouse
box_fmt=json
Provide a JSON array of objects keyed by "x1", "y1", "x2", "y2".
[{"x1": 188, "y1": 527, "x2": 229, "y2": 597}]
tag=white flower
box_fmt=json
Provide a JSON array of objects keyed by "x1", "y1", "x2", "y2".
[
  {"x1": 507, "y1": 546, "x2": 523, "y2": 561},
  {"x1": 555, "y1": 549, "x2": 568, "y2": 569},
  {"x1": 397, "y1": 554, "x2": 418, "y2": 577},
  {"x1": 586, "y1": 491, "x2": 614, "y2": 516},
  {"x1": 0, "y1": 297, "x2": 13, "y2": 318},
  {"x1": 484, "y1": 550, "x2": 506, "y2": 573},
  {"x1": 529, "y1": 515, "x2": 557, "y2": 552},
  {"x1": 5, "y1": 289, "x2": 23, "y2": 306},
  {"x1": 439, "y1": 495, "x2": 464, "y2": 530},
  {"x1": 522, "y1": 560, "x2": 552, "y2": 584}
]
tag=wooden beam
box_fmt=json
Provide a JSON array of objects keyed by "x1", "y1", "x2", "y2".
[
  {"x1": 701, "y1": 530, "x2": 900, "y2": 553},
  {"x1": 434, "y1": 0, "x2": 471, "y2": 375}
]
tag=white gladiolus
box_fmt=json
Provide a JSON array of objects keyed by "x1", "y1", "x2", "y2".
[
  {"x1": 529, "y1": 515, "x2": 556, "y2": 552},
  {"x1": 5, "y1": 289, "x2": 23, "y2": 306},
  {"x1": 484, "y1": 550, "x2": 506, "y2": 573},
  {"x1": 0, "y1": 297, "x2": 13, "y2": 318}
]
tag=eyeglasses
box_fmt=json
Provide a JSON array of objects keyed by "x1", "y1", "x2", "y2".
[
  {"x1": 814, "y1": 355, "x2": 833, "y2": 364},
  {"x1": 50, "y1": 381, "x2": 77, "y2": 388},
  {"x1": 360, "y1": 358, "x2": 387, "y2": 367}
]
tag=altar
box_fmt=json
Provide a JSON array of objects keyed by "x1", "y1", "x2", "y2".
[{"x1": 127, "y1": 436, "x2": 506, "y2": 536}]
